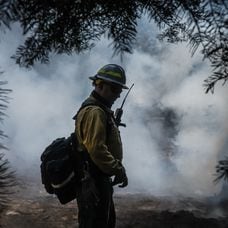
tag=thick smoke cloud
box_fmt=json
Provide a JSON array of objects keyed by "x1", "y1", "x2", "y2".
[{"x1": 0, "y1": 21, "x2": 227, "y2": 197}]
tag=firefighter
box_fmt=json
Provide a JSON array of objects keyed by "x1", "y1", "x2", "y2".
[{"x1": 75, "y1": 64, "x2": 128, "y2": 228}]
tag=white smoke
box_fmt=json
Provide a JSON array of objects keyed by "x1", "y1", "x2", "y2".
[{"x1": 0, "y1": 20, "x2": 227, "y2": 197}]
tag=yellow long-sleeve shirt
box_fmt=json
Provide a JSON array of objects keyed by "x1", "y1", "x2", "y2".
[{"x1": 75, "y1": 97, "x2": 123, "y2": 176}]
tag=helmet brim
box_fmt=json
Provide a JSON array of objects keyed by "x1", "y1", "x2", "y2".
[{"x1": 89, "y1": 76, "x2": 129, "y2": 89}]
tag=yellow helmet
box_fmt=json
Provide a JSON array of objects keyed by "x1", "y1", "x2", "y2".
[{"x1": 89, "y1": 64, "x2": 128, "y2": 89}]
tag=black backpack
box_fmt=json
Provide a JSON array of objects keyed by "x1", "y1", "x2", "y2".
[
  {"x1": 40, "y1": 98, "x2": 111, "y2": 204},
  {"x1": 40, "y1": 133, "x2": 84, "y2": 204}
]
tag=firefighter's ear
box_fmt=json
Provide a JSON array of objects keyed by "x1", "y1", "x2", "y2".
[
  {"x1": 98, "y1": 82, "x2": 105, "y2": 91},
  {"x1": 100, "y1": 82, "x2": 105, "y2": 90}
]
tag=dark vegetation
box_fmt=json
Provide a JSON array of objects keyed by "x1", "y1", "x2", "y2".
[
  {"x1": 0, "y1": 78, "x2": 14, "y2": 212},
  {"x1": 0, "y1": 0, "x2": 227, "y2": 93}
]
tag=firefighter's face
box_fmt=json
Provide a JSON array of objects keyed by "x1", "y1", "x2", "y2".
[{"x1": 100, "y1": 82, "x2": 122, "y2": 104}]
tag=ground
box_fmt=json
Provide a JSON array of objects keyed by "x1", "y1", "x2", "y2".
[{"x1": 1, "y1": 180, "x2": 228, "y2": 228}]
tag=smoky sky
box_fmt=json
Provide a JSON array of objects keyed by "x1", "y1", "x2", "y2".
[{"x1": 0, "y1": 20, "x2": 228, "y2": 197}]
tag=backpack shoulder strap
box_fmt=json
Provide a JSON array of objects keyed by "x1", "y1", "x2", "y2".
[
  {"x1": 72, "y1": 97, "x2": 113, "y2": 143},
  {"x1": 72, "y1": 97, "x2": 112, "y2": 121}
]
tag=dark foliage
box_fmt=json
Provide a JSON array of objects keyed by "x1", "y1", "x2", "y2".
[
  {"x1": 0, "y1": 153, "x2": 15, "y2": 212},
  {"x1": 0, "y1": 78, "x2": 14, "y2": 212},
  {"x1": 214, "y1": 158, "x2": 228, "y2": 184},
  {"x1": 0, "y1": 0, "x2": 228, "y2": 92},
  {"x1": 0, "y1": 0, "x2": 16, "y2": 29}
]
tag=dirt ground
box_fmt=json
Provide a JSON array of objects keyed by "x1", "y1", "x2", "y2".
[{"x1": 1, "y1": 180, "x2": 228, "y2": 228}]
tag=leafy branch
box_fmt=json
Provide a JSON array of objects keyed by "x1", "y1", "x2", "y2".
[{"x1": 0, "y1": 0, "x2": 227, "y2": 93}]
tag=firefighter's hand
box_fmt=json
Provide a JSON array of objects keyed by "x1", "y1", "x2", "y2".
[{"x1": 112, "y1": 167, "x2": 128, "y2": 188}]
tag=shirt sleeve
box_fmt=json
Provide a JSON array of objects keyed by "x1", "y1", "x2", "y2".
[{"x1": 80, "y1": 106, "x2": 122, "y2": 175}]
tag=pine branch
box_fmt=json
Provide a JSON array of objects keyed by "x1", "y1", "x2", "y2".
[
  {"x1": 157, "y1": 0, "x2": 228, "y2": 93},
  {"x1": 1, "y1": 0, "x2": 228, "y2": 92},
  {"x1": 0, "y1": 75, "x2": 14, "y2": 212},
  {"x1": 0, "y1": 0, "x2": 16, "y2": 29},
  {"x1": 108, "y1": 6, "x2": 138, "y2": 57},
  {"x1": 214, "y1": 158, "x2": 228, "y2": 184},
  {"x1": 0, "y1": 153, "x2": 15, "y2": 212}
]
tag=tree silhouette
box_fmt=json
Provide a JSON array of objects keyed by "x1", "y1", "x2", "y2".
[
  {"x1": 214, "y1": 158, "x2": 228, "y2": 183},
  {"x1": 1, "y1": 1, "x2": 227, "y2": 93},
  {"x1": 0, "y1": 78, "x2": 14, "y2": 212},
  {"x1": 0, "y1": 153, "x2": 15, "y2": 212}
]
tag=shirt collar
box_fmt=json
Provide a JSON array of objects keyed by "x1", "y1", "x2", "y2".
[{"x1": 91, "y1": 90, "x2": 112, "y2": 109}]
